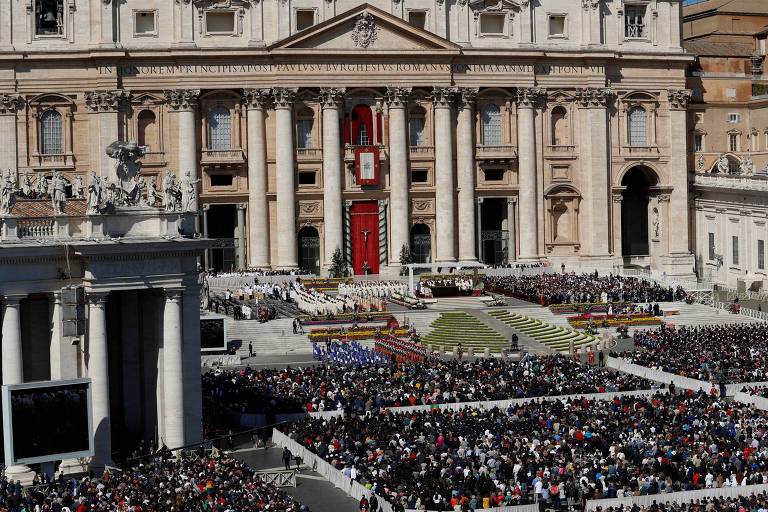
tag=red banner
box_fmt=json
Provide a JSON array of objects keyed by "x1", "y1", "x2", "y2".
[{"x1": 354, "y1": 146, "x2": 380, "y2": 186}]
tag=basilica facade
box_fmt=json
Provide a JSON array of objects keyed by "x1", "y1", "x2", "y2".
[{"x1": 0, "y1": 0, "x2": 694, "y2": 276}]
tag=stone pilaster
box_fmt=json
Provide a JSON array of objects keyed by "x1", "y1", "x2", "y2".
[
  {"x1": 243, "y1": 88, "x2": 271, "y2": 268},
  {"x1": 164, "y1": 89, "x2": 200, "y2": 213},
  {"x1": 273, "y1": 87, "x2": 299, "y2": 268},
  {"x1": 1, "y1": 295, "x2": 24, "y2": 385},
  {"x1": 456, "y1": 87, "x2": 478, "y2": 262},
  {"x1": 85, "y1": 90, "x2": 129, "y2": 179},
  {"x1": 433, "y1": 86, "x2": 458, "y2": 263},
  {"x1": 87, "y1": 292, "x2": 112, "y2": 471},
  {"x1": 386, "y1": 86, "x2": 411, "y2": 265},
  {"x1": 667, "y1": 89, "x2": 693, "y2": 255},
  {"x1": 0, "y1": 94, "x2": 23, "y2": 172},
  {"x1": 320, "y1": 87, "x2": 346, "y2": 271},
  {"x1": 516, "y1": 87, "x2": 543, "y2": 260}
]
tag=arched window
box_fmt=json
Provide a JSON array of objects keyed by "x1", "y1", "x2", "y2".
[
  {"x1": 40, "y1": 110, "x2": 63, "y2": 155},
  {"x1": 137, "y1": 110, "x2": 157, "y2": 151},
  {"x1": 409, "y1": 107, "x2": 426, "y2": 147},
  {"x1": 551, "y1": 106, "x2": 568, "y2": 145},
  {"x1": 628, "y1": 106, "x2": 647, "y2": 147},
  {"x1": 481, "y1": 104, "x2": 501, "y2": 146},
  {"x1": 296, "y1": 108, "x2": 314, "y2": 149},
  {"x1": 208, "y1": 106, "x2": 231, "y2": 150}
]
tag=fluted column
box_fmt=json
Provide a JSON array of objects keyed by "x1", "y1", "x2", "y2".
[
  {"x1": 244, "y1": 89, "x2": 271, "y2": 268},
  {"x1": 2, "y1": 295, "x2": 24, "y2": 385},
  {"x1": 87, "y1": 292, "x2": 112, "y2": 470},
  {"x1": 164, "y1": 89, "x2": 200, "y2": 212},
  {"x1": 85, "y1": 90, "x2": 129, "y2": 180},
  {"x1": 273, "y1": 87, "x2": 298, "y2": 268},
  {"x1": 163, "y1": 289, "x2": 185, "y2": 448},
  {"x1": 0, "y1": 95, "x2": 23, "y2": 172},
  {"x1": 668, "y1": 90, "x2": 693, "y2": 255},
  {"x1": 516, "y1": 88, "x2": 542, "y2": 260},
  {"x1": 457, "y1": 88, "x2": 478, "y2": 262},
  {"x1": 433, "y1": 86, "x2": 457, "y2": 263},
  {"x1": 320, "y1": 87, "x2": 346, "y2": 270},
  {"x1": 386, "y1": 87, "x2": 411, "y2": 265},
  {"x1": 576, "y1": 88, "x2": 612, "y2": 256}
]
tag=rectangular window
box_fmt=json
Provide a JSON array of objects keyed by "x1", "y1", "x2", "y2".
[
  {"x1": 708, "y1": 233, "x2": 715, "y2": 261},
  {"x1": 727, "y1": 113, "x2": 741, "y2": 123},
  {"x1": 134, "y1": 11, "x2": 157, "y2": 36},
  {"x1": 298, "y1": 171, "x2": 316, "y2": 185},
  {"x1": 296, "y1": 119, "x2": 313, "y2": 149},
  {"x1": 210, "y1": 174, "x2": 233, "y2": 187},
  {"x1": 759, "y1": 240, "x2": 765, "y2": 270},
  {"x1": 411, "y1": 169, "x2": 429, "y2": 183},
  {"x1": 408, "y1": 11, "x2": 426, "y2": 29},
  {"x1": 733, "y1": 235, "x2": 739, "y2": 265},
  {"x1": 695, "y1": 134, "x2": 704, "y2": 152},
  {"x1": 624, "y1": 5, "x2": 647, "y2": 38},
  {"x1": 726, "y1": 88, "x2": 737, "y2": 98},
  {"x1": 295, "y1": 10, "x2": 315, "y2": 31},
  {"x1": 484, "y1": 169, "x2": 505, "y2": 181},
  {"x1": 409, "y1": 118, "x2": 425, "y2": 147},
  {"x1": 480, "y1": 14, "x2": 505, "y2": 35},
  {"x1": 206, "y1": 11, "x2": 235, "y2": 34},
  {"x1": 549, "y1": 15, "x2": 566, "y2": 37},
  {"x1": 729, "y1": 134, "x2": 739, "y2": 152},
  {"x1": 36, "y1": 0, "x2": 63, "y2": 36}
]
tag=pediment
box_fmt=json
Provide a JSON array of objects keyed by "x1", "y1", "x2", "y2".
[
  {"x1": 270, "y1": 4, "x2": 460, "y2": 52},
  {"x1": 468, "y1": 0, "x2": 523, "y2": 11}
]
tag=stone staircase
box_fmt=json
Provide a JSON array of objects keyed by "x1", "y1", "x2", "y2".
[{"x1": 224, "y1": 317, "x2": 312, "y2": 357}]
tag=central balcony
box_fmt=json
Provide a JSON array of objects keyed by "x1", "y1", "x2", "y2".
[
  {"x1": 201, "y1": 148, "x2": 245, "y2": 164},
  {"x1": 475, "y1": 145, "x2": 518, "y2": 160}
]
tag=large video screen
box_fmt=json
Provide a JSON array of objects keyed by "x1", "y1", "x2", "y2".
[
  {"x1": 201, "y1": 317, "x2": 227, "y2": 352},
  {"x1": 2, "y1": 379, "x2": 93, "y2": 465}
]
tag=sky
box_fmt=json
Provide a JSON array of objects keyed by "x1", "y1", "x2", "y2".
[{"x1": 682, "y1": 0, "x2": 708, "y2": 5}]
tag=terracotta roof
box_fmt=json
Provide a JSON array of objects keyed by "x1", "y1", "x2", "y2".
[
  {"x1": 683, "y1": 40, "x2": 754, "y2": 56},
  {"x1": 11, "y1": 198, "x2": 87, "y2": 218},
  {"x1": 684, "y1": 0, "x2": 768, "y2": 17}
]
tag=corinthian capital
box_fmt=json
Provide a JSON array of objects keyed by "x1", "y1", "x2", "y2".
[
  {"x1": 431, "y1": 86, "x2": 457, "y2": 108},
  {"x1": 271, "y1": 87, "x2": 298, "y2": 109},
  {"x1": 385, "y1": 86, "x2": 411, "y2": 108},
  {"x1": 575, "y1": 87, "x2": 613, "y2": 108},
  {"x1": 456, "y1": 87, "x2": 479, "y2": 110},
  {"x1": 0, "y1": 94, "x2": 24, "y2": 115},
  {"x1": 163, "y1": 89, "x2": 200, "y2": 111},
  {"x1": 318, "y1": 87, "x2": 346, "y2": 109},
  {"x1": 243, "y1": 88, "x2": 271, "y2": 110},
  {"x1": 84, "y1": 89, "x2": 130, "y2": 113},
  {"x1": 515, "y1": 87, "x2": 544, "y2": 108},
  {"x1": 667, "y1": 89, "x2": 692, "y2": 110}
]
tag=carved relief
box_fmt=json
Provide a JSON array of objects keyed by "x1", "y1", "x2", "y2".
[
  {"x1": 432, "y1": 86, "x2": 457, "y2": 108},
  {"x1": 299, "y1": 200, "x2": 323, "y2": 217},
  {"x1": 163, "y1": 89, "x2": 200, "y2": 111},
  {"x1": 319, "y1": 87, "x2": 346, "y2": 108},
  {"x1": 575, "y1": 88, "x2": 613, "y2": 108},
  {"x1": 243, "y1": 88, "x2": 271, "y2": 109},
  {"x1": 457, "y1": 87, "x2": 479, "y2": 109},
  {"x1": 515, "y1": 87, "x2": 544, "y2": 108},
  {"x1": 85, "y1": 90, "x2": 130, "y2": 113},
  {"x1": 411, "y1": 199, "x2": 434, "y2": 214},
  {"x1": 351, "y1": 12, "x2": 378, "y2": 48},
  {"x1": 0, "y1": 94, "x2": 24, "y2": 115},
  {"x1": 667, "y1": 89, "x2": 693, "y2": 110},
  {"x1": 271, "y1": 87, "x2": 297, "y2": 108},
  {"x1": 385, "y1": 86, "x2": 412, "y2": 108}
]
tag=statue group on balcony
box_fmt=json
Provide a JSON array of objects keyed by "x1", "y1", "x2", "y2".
[
  {"x1": 163, "y1": 170, "x2": 180, "y2": 212},
  {"x1": 0, "y1": 169, "x2": 17, "y2": 216},
  {"x1": 50, "y1": 170, "x2": 67, "y2": 216}
]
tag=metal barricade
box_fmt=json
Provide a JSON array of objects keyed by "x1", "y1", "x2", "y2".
[{"x1": 256, "y1": 469, "x2": 297, "y2": 488}]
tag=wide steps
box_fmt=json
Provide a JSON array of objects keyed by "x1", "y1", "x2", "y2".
[
  {"x1": 488, "y1": 310, "x2": 598, "y2": 352},
  {"x1": 421, "y1": 311, "x2": 507, "y2": 350}
]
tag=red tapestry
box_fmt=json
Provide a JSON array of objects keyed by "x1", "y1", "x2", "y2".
[
  {"x1": 354, "y1": 146, "x2": 380, "y2": 186},
  {"x1": 350, "y1": 201, "x2": 379, "y2": 275}
]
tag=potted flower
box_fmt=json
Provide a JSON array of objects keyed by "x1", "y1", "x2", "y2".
[{"x1": 362, "y1": 261, "x2": 371, "y2": 275}]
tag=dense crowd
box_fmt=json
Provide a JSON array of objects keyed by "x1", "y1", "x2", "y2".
[
  {"x1": 741, "y1": 386, "x2": 768, "y2": 398},
  {"x1": 285, "y1": 391, "x2": 768, "y2": 510},
  {"x1": 485, "y1": 273, "x2": 685, "y2": 305},
  {"x1": 620, "y1": 324, "x2": 768, "y2": 383},
  {"x1": 0, "y1": 455, "x2": 309, "y2": 512},
  {"x1": 202, "y1": 355, "x2": 652, "y2": 417},
  {"x1": 603, "y1": 492, "x2": 768, "y2": 512}
]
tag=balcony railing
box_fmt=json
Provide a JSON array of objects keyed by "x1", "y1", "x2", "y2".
[
  {"x1": 201, "y1": 148, "x2": 245, "y2": 164},
  {"x1": 624, "y1": 145, "x2": 659, "y2": 155},
  {"x1": 544, "y1": 145, "x2": 576, "y2": 158},
  {"x1": 30, "y1": 153, "x2": 75, "y2": 169},
  {"x1": 344, "y1": 144, "x2": 387, "y2": 163},
  {"x1": 409, "y1": 145, "x2": 434, "y2": 159},
  {"x1": 545, "y1": 145, "x2": 576, "y2": 152},
  {"x1": 475, "y1": 145, "x2": 518, "y2": 159},
  {"x1": 18, "y1": 218, "x2": 55, "y2": 238},
  {"x1": 296, "y1": 148, "x2": 322, "y2": 160}
]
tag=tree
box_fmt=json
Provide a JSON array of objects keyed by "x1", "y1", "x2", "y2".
[
  {"x1": 399, "y1": 243, "x2": 412, "y2": 276},
  {"x1": 329, "y1": 247, "x2": 347, "y2": 278}
]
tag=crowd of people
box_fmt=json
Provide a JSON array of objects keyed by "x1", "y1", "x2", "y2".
[
  {"x1": 620, "y1": 324, "x2": 768, "y2": 383},
  {"x1": 0, "y1": 454, "x2": 310, "y2": 512},
  {"x1": 201, "y1": 355, "x2": 652, "y2": 417},
  {"x1": 602, "y1": 492, "x2": 768, "y2": 512},
  {"x1": 312, "y1": 341, "x2": 389, "y2": 367},
  {"x1": 485, "y1": 272, "x2": 685, "y2": 306},
  {"x1": 285, "y1": 391, "x2": 768, "y2": 510}
]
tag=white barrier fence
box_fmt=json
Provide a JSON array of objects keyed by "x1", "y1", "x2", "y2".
[
  {"x1": 732, "y1": 391, "x2": 768, "y2": 410},
  {"x1": 201, "y1": 355, "x2": 241, "y2": 367},
  {"x1": 206, "y1": 274, "x2": 311, "y2": 290},
  {"x1": 585, "y1": 483, "x2": 768, "y2": 511},
  {"x1": 712, "y1": 301, "x2": 768, "y2": 322},
  {"x1": 606, "y1": 356, "x2": 715, "y2": 393}
]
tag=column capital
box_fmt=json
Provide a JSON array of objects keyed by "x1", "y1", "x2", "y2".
[
  {"x1": 515, "y1": 87, "x2": 545, "y2": 108},
  {"x1": 243, "y1": 88, "x2": 271, "y2": 110},
  {"x1": 581, "y1": 0, "x2": 600, "y2": 10},
  {"x1": 202, "y1": 203, "x2": 211, "y2": 211},
  {"x1": 163, "y1": 89, "x2": 200, "y2": 111},
  {"x1": 575, "y1": 87, "x2": 613, "y2": 108},
  {"x1": 319, "y1": 87, "x2": 346, "y2": 109},
  {"x1": 271, "y1": 87, "x2": 298, "y2": 109},
  {"x1": 1, "y1": 294, "x2": 26, "y2": 305},
  {"x1": 164, "y1": 289, "x2": 184, "y2": 302},
  {"x1": 506, "y1": 197, "x2": 517, "y2": 206},
  {"x1": 667, "y1": 89, "x2": 693, "y2": 110},
  {"x1": 84, "y1": 89, "x2": 130, "y2": 113},
  {"x1": 0, "y1": 94, "x2": 24, "y2": 115},
  {"x1": 237, "y1": 203, "x2": 248, "y2": 210},
  {"x1": 456, "y1": 87, "x2": 479, "y2": 110},
  {"x1": 431, "y1": 86, "x2": 457, "y2": 108},
  {"x1": 385, "y1": 86, "x2": 411, "y2": 108},
  {"x1": 377, "y1": 198, "x2": 388, "y2": 209},
  {"x1": 87, "y1": 291, "x2": 109, "y2": 306}
]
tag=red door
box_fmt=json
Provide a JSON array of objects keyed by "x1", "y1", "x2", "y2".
[{"x1": 350, "y1": 201, "x2": 379, "y2": 275}]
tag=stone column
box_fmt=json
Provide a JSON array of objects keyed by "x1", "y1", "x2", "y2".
[
  {"x1": 516, "y1": 88, "x2": 542, "y2": 260},
  {"x1": 507, "y1": 198, "x2": 517, "y2": 262},
  {"x1": 0, "y1": 94, "x2": 23, "y2": 172},
  {"x1": 668, "y1": 90, "x2": 693, "y2": 255},
  {"x1": 320, "y1": 87, "x2": 346, "y2": 270},
  {"x1": 456, "y1": 88, "x2": 478, "y2": 262},
  {"x1": 243, "y1": 89, "x2": 271, "y2": 268},
  {"x1": 164, "y1": 89, "x2": 200, "y2": 212},
  {"x1": 386, "y1": 87, "x2": 411, "y2": 265},
  {"x1": 433, "y1": 86, "x2": 457, "y2": 263},
  {"x1": 182, "y1": 286, "x2": 203, "y2": 444},
  {"x1": 2, "y1": 295, "x2": 24, "y2": 385},
  {"x1": 85, "y1": 90, "x2": 129, "y2": 180},
  {"x1": 49, "y1": 291, "x2": 63, "y2": 380},
  {"x1": 87, "y1": 292, "x2": 112, "y2": 470},
  {"x1": 236, "y1": 203, "x2": 247, "y2": 269},
  {"x1": 576, "y1": 88, "x2": 612, "y2": 257},
  {"x1": 202, "y1": 204, "x2": 210, "y2": 270},
  {"x1": 163, "y1": 289, "x2": 185, "y2": 449},
  {"x1": 476, "y1": 198, "x2": 483, "y2": 262},
  {"x1": 273, "y1": 87, "x2": 299, "y2": 268}
]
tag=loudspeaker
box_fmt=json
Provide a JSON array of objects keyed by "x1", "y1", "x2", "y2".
[{"x1": 62, "y1": 286, "x2": 86, "y2": 337}]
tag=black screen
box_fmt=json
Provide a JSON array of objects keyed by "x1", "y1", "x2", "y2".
[
  {"x1": 200, "y1": 318, "x2": 226, "y2": 350},
  {"x1": 10, "y1": 383, "x2": 90, "y2": 462}
]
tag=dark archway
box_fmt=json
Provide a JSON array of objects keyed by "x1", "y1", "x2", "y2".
[
  {"x1": 621, "y1": 167, "x2": 657, "y2": 256},
  {"x1": 207, "y1": 204, "x2": 236, "y2": 271},
  {"x1": 480, "y1": 198, "x2": 509, "y2": 265},
  {"x1": 298, "y1": 226, "x2": 320, "y2": 275},
  {"x1": 410, "y1": 224, "x2": 431, "y2": 264}
]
